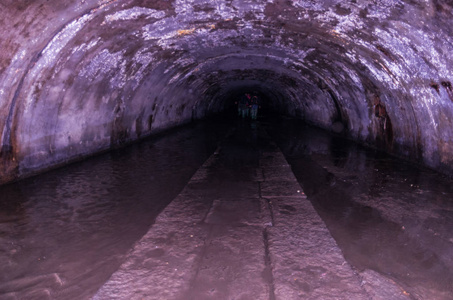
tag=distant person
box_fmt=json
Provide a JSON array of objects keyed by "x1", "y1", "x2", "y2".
[
  {"x1": 238, "y1": 93, "x2": 251, "y2": 119},
  {"x1": 236, "y1": 99, "x2": 241, "y2": 117},
  {"x1": 250, "y1": 95, "x2": 259, "y2": 120}
]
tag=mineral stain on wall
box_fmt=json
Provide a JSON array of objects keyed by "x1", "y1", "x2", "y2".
[{"x1": 0, "y1": 0, "x2": 452, "y2": 183}]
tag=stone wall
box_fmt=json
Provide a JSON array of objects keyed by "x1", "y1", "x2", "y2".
[{"x1": 1, "y1": 0, "x2": 453, "y2": 183}]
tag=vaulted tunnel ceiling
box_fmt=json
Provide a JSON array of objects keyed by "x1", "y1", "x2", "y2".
[{"x1": 0, "y1": 0, "x2": 453, "y2": 183}]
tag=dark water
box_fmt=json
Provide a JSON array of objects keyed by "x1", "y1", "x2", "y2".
[
  {"x1": 1, "y1": 116, "x2": 453, "y2": 299},
  {"x1": 268, "y1": 117, "x2": 453, "y2": 300},
  {"x1": 0, "y1": 119, "x2": 230, "y2": 299}
]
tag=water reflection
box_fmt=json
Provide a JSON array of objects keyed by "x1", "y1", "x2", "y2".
[
  {"x1": 0, "y1": 120, "x2": 229, "y2": 299},
  {"x1": 2, "y1": 116, "x2": 453, "y2": 299},
  {"x1": 269, "y1": 118, "x2": 453, "y2": 299}
]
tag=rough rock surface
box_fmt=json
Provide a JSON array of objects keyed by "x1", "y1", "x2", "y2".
[{"x1": 1, "y1": 0, "x2": 453, "y2": 183}]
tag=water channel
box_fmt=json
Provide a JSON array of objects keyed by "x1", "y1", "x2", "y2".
[{"x1": 0, "y1": 117, "x2": 452, "y2": 299}]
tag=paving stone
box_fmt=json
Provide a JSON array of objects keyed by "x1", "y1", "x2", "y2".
[
  {"x1": 181, "y1": 181, "x2": 260, "y2": 199},
  {"x1": 190, "y1": 167, "x2": 210, "y2": 181},
  {"x1": 155, "y1": 194, "x2": 212, "y2": 223},
  {"x1": 93, "y1": 222, "x2": 209, "y2": 300},
  {"x1": 184, "y1": 225, "x2": 270, "y2": 300},
  {"x1": 262, "y1": 165, "x2": 297, "y2": 182},
  {"x1": 359, "y1": 269, "x2": 412, "y2": 300},
  {"x1": 267, "y1": 197, "x2": 368, "y2": 299},
  {"x1": 260, "y1": 180, "x2": 304, "y2": 198},
  {"x1": 205, "y1": 198, "x2": 272, "y2": 226},
  {"x1": 254, "y1": 167, "x2": 265, "y2": 182},
  {"x1": 260, "y1": 151, "x2": 289, "y2": 167}
]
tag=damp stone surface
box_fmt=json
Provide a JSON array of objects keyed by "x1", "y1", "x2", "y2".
[{"x1": 0, "y1": 1, "x2": 453, "y2": 182}]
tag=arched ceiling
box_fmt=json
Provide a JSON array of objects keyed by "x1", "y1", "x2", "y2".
[{"x1": 0, "y1": 0, "x2": 453, "y2": 183}]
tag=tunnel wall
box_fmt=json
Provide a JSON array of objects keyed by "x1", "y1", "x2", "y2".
[{"x1": 0, "y1": 0, "x2": 453, "y2": 184}]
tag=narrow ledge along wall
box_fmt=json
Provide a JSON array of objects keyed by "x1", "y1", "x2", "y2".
[{"x1": 1, "y1": 0, "x2": 453, "y2": 184}]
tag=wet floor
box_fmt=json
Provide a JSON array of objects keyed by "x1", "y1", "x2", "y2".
[
  {"x1": 268, "y1": 117, "x2": 453, "y2": 299},
  {"x1": 1, "y1": 116, "x2": 453, "y2": 299},
  {"x1": 0, "y1": 119, "x2": 231, "y2": 299},
  {"x1": 94, "y1": 119, "x2": 368, "y2": 300}
]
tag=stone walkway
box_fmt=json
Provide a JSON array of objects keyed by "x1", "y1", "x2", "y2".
[{"x1": 93, "y1": 123, "x2": 369, "y2": 299}]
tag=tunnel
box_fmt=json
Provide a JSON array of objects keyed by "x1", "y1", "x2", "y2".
[
  {"x1": 1, "y1": 0, "x2": 453, "y2": 182},
  {"x1": 1, "y1": 0, "x2": 453, "y2": 299}
]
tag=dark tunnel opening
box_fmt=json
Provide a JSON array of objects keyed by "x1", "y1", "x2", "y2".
[{"x1": 219, "y1": 87, "x2": 276, "y2": 118}]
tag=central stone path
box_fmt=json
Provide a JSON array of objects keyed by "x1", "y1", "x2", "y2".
[{"x1": 94, "y1": 122, "x2": 369, "y2": 300}]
